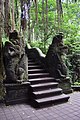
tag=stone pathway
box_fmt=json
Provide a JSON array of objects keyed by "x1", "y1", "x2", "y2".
[{"x1": 0, "y1": 92, "x2": 80, "y2": 120}]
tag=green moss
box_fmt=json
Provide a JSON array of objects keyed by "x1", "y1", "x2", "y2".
[
  {"x1": 74, "y1": 82, "x2": 80, "y2": 86},
  {"x1": 0, "y1": 80, "x2": 5, "y2": 99}
]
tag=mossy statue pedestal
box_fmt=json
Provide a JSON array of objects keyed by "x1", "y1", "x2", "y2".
[
  {"x1": 4, "y1": 82, "x2": 30, "y2": 105},
  {"x1": 57, "y1": 77, "x2": 73, "y2": 94}
]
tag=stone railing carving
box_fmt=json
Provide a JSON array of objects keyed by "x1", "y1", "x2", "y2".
[{"x1": 3, "y1": 30, "x2": 28, "y2": 83}]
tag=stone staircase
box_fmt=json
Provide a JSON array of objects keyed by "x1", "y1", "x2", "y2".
[{"x1": 28, "y1": 58, "x2": 70, "y2": 108}]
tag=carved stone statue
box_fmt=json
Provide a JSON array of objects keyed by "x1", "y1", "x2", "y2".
[
  {"x1": 46, "y1": 33, "x2": 68, "y2": 79},
  {"x1": 3, "y1": 30, "x2": 28, "y2": 83},
  {"x1": 45, "y1": 33, "x2": 72, "y2": 93}
]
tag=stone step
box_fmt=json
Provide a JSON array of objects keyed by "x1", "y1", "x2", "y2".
[
  {"x1": 29, "y1": 73, "x2": 50, "y2": 79},
  {"x1": 33, "y1": 88, "x2": 62, "y2": 99},
  {"x1": 28, "y1": 69, "x2": 46, "y2": 74},
  {"x1": 28, "y1": 62, "x2": 38, "y2": 65},
  {"x1": 28, "y1": 59, "x2": 34, "y2": 62},
  {"x1": 30, "y1": 82, "x2": 58, "y2": 91},
  {"x1": 29, "y1": 77, "x2": 55, "y2": 84},
  {"x1": 35, "y1": 94, "x2": 69, "y2": 107},
  {"x1": 28, "y1": 65, "x2": 42, "y2": 70}
]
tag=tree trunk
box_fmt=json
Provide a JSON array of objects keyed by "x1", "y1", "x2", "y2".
[
  {"x1": 43, "y1": 0, "x2": 48, "y2": 53},
  {"x1": 0, "y1": 0, "x2": 5, "y2": 99},
  {"x1": 42, "y1": 0, "x2": 45, "y2": 29},
  {"x1": 42, "y1": 0, "x2": 45, "y2": 43},
  {"x1": 28, "y1": 0, "x2": 31, "y2": 43},
  {"x1": 4, "y1": 0, "x2": 10, "y2": 36},
  {"x1": 45, "y1": 0, "x2": 48, "y2": 40},
  {"x1": 11, "y1": 0, "x2": 15, "y2": 30},
  {"x1": 15, "y1": 0, "x2": 19, "y2": 27},
  {"x1": 34, "y1": 0, "x2": 38, "y2": 24},
  {"x1": 56, "y1": 0, "x2": 63, "y2": 32},
  {"x1": 34, "y1": 0, "x2": 38, "y2": 41},
  {"x1": 42, "y1": 0, "x2": 48, "y2": 52}
]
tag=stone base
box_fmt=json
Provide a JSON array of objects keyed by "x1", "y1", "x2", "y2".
[
  {"x1": 0, "y1": 99, "x2": 4, "y2": 104},
  {"x1": 58, "y1": 78, "x2": 73, "y2": 94},
  {"x1": 71, "y1": 85, "x2": 80, "y2": 91},
  {"x1": 4, "y1": 82, "x2": 30, "y2": 105}
]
